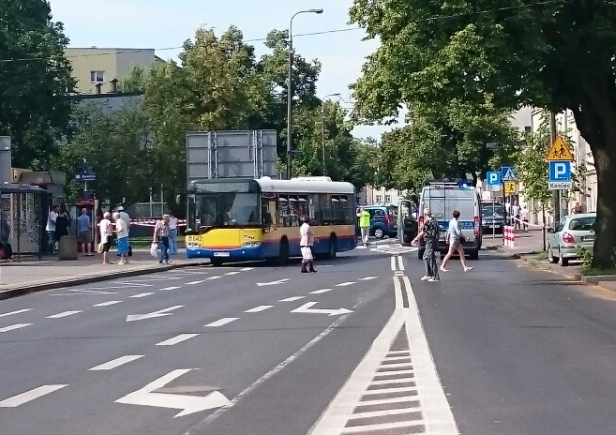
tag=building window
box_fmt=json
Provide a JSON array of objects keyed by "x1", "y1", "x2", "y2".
[
  {"x1": 90, "y1": 70, "x2": 105, "y2": 83},
  {"x1": 376, "y1": 195, "x2": 382, "y2": 203},
  {"x1": 385, "y1": 195, "x2": 391, "y2": 203}
]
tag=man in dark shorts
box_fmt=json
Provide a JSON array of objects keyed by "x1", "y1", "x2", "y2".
[{"x1": 412, "y1": 208, "x2": 440, "y2": 282}]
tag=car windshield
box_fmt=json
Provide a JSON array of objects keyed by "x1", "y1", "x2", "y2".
[
  {"x1": 568, "y1": 216, "x2": 595, "y2": 231},
  {"x1": 482, "y1": 205, "x2": 505, "y2": 216}
]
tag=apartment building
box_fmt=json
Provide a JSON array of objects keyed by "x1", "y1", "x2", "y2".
[
  {"x1": 360, "y1": 186, "x2": 409, "y2": 206},
  {"x1": 65, "y1": 47, "x2": 158, "y2": 94}
]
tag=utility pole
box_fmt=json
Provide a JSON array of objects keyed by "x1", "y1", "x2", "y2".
[{"x1": 549, "y1": 111, "x2": 560, "y2": 223}]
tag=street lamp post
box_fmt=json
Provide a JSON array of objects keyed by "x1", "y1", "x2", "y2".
[
  {"x1": 321, "y1": 93, "x2": 341, "y2": 176},
  {"x1": 287, "y1": 8, "x2": 323, "y2": 180}
]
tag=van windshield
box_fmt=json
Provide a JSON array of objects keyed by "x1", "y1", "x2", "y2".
[{"x1": 482, "y1": 205, "x2": 505, "y2": 217}]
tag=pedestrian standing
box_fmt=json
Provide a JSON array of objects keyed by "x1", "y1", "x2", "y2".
[
  {"x1": 412, "y1": 208, "x2": 440, "y2": 281},
  {"x1": 299, "y1": 215, "x2": 316, "y2": 273},
  {"x1": 153, "y1": 214, "x2": 171, "y2": 265},
  {"x1": 113, "y1": 212, "x2": 130, "y2": 265},
  {"x1": 78, "y1": 208, "x2": 94, "y2": 256},
  {"x1": 99, "y1": 211, "x2": 112, "y2": 265},
  {"x1": 168, "y1": 211, "x2": 178, "y2": 255},
  {"x1": 46, "y1": 205, "x2": 59, "y2": 254},
  {"x1": 358, "y1": 207, "x2": 371, "y2": 246},
  {"x1": 440, "y1": 210, "x2": 473, "y2": 272}
]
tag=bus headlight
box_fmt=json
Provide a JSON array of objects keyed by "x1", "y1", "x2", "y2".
[{"x1": 242, "y1": 241, "x2": 261, "y2": 248}]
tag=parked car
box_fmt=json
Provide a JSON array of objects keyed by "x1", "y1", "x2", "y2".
[
  {"x1": 547, "y1": 213, "x2": 595, "y2": 266},
  {"x1": 481, "y1": 201, "x2": 506, "y2": 233},
  {"x1": 362, "y1": 205, "x2": 398, "y2": 239}
]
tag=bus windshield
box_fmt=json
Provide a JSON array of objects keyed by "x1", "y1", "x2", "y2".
[{"x1": 196, "y1": 192, "x2": 260, "y2": 227}]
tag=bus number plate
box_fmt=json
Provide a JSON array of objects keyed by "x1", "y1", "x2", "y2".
[{"x1": 213, "y1": 252, "x2": 230, "y2": 257}]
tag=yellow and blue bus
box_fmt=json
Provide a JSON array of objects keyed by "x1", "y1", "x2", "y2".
[{"x1": 184, "y1": 177, "x2": 358, "y2": 265}]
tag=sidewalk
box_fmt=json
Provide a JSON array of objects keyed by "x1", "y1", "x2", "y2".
[
  {"x1": 0, "y1": 250, "x2": 208, "y2": 301},
  {"x1": 483, "y1": 227, "x2": 546, "y2": 255}
]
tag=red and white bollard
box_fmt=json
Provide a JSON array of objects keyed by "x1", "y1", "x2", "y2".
[{"x1": 503, "y1": 225, "x2": 516, "y2": 248}]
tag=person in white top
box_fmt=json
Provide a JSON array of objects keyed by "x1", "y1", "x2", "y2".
[
  {"x1": 99, "y1": 212, "x2": 113, "y2": 265},
  {"x1": 113, "y1": 212, "x2": 130, "y2": 265},
  {"x1": 116, "y1": 206, "x2": 131, "y2": 235},
  {"x1": 440, "y1": 210, "x2": 473, "y2": 273},
  {"x1": 46, "y1": 205, "x2": 59, "y2": 253},
  {"x1": 299, "y1": 215, "x2": 316, "y2": 273},
  {"x1": 168, "y1": 212, "x2": 178, "y2": 255},
  {"x1": 511, "y1": 201, "x2": 521, "y2": 229}
]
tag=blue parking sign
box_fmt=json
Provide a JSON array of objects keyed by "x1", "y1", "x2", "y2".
[
  {"x1": 486, "y1": 171, "x2": 501, "y2": 185},
  {"x1": 548, "y1": 161, "x2": 571, "y2": 182}
]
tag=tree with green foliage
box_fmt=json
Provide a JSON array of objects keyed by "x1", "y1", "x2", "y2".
[
  {"x1": 0, "y1": 0, "x2": 75, "y2": 168},
  {"x1": 55, "y1": 103, "x2": 153, "y2": 208},
  {"x1": 349, "y1": 0, "x2": 616, "y2": 268}
]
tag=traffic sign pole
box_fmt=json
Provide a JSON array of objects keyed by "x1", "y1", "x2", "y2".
[{"x1": 549, "y1": 112, "x2": 560, "y2": 223}]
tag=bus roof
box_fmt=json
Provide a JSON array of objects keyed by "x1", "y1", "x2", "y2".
[{"x1": 257, "y1": 178, "x2": 355, "y2": 194}]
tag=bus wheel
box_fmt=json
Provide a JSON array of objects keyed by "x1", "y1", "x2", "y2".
[
  {"x1": 277, "y1": 239, "x2": 289, "y2": 265},
  {"x1": 328, "y1": 235, "x2": 337, "y2": 259}
]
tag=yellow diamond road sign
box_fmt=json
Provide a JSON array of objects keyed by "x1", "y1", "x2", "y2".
[
  {"x1": 504, "y1": 181, "x2": 517, "y2": 194},
  {"x1": 546, "y1": 136, "x2": 574, "y2": 161}
]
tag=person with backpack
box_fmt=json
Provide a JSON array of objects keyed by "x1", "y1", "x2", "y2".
[{"x1": 412, "y1": 208, "x2": 440, "y2": 282}]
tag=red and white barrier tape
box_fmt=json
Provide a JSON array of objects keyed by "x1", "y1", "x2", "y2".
[{"x1": 503, "y1": 225, "x2": 515, "y2": 248}]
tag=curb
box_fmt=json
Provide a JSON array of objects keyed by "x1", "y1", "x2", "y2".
[{"x1": 0, "y1": 261, "x2": 210, "y2": 302}]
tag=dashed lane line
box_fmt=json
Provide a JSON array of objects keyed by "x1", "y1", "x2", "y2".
[
  {"x1": 130, "y1": 292, "x2": 154, "y2": 298},
  {"x1": 0, "y1": 385, "x2": 68, "y2": 408},
  {"x1": 156, "y1": 334, "x2": 199, "y2": 346},
  {"x1": 46, "y1": 310, "x2": 82, "y2": 319},
  {"x1": 0, "y1": 323, "x2": 32, "y2": 333},
  {"x1": 205, "y1": 318, "x2": 238, "y2": 327},
  {"x1": 359, "y1": 276, "x2": 378, "y2": 281},
  {"x1": 225, "y1": 271, "x2": 240, "y2": 275},
  {"x1": 207, "y1": 276, "x2": 222, "y2": 280},
  {"x1": 185, "y1": 280, "x2": 205, "y2": 285},
  {"x1": 93, "y1": 301, "x2": 122, "y2": 307},
  {"x1": 311, "y1": 289, "x2": 332, "y2": 294},
  {"x1": 89, "y1": 355, "x2": 144, "y2": 371},
  {"x1": 244, "y1": 305, "x2": 273, "y2": 313},
  {"x1": 0, "y1": 309, "x2": 32, "y2": 318},
  {"x1": 160, "y1": 286, "x2": 181, "y2": 291},
  {"x1": 240, "y1": 267, "x2": 255, "y2": 271},
  {"x1": 335, "y1": 282, "x2": 355, "y2": 287},
  {"x1": 279, "y1": 296, "x2": 305, "y2": 302}
]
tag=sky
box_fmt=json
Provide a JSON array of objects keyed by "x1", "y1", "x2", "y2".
[{"x1": 47, "y1": 0, "x2": 404, "y2": 140}]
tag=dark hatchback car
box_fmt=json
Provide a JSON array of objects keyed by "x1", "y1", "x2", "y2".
[
  {"x1": 360, "y1": 205, "x2": 398, "y2": 239},
  {"x1": 481, "y1": 201, "x2": 506, "y2": 233}
]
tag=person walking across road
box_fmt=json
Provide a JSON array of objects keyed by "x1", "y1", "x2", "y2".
[
  {"x1": 412, "y1": 208, "x2": 440, "y2": 282},
  {"x1": 153, "y1": 214, "x2": 171, "y2": 265},
  {"x1": 358, "y1": 207, "x2": 371, "y2": 246},
  {"x1": 300, "y1": 215, "x2": 316, "y2": 273},
  {"x1": 440, "y1": 210, "x2": 473, "y2": 273}
]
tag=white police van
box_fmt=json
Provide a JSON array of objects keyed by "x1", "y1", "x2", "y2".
[{"x1": 417, "y1": 180, "x2": 482, "y2": 260}]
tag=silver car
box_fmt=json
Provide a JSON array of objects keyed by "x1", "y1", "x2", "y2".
[{"x1": 547, "y1": 213, "x2": 595, "y2": 266}]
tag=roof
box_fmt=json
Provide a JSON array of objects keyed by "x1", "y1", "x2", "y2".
[{"x1": 256, "y1": 178, "x2": 355, "y2": 194}]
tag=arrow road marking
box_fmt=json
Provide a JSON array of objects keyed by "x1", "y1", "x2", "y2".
[
  {"x1": 126, "y1": 305, "x2": 184, "y2": 322},
  {"x1": 257, "y1": 278, "x2": 289, "y2": 287},
  {"x1": 115, "y1": 369, "x2": 230, "y2": 417},
  {"x1": 291, "y1": 302, "x2": 353, "y2": 316}
]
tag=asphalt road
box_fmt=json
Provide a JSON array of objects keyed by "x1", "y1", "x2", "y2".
[
  {"x1": 0, "y1": 247, "x2": 400, "y2": 435},
  {"x1": 5, "y1": 241, "x2": 616, "y2": 435}
]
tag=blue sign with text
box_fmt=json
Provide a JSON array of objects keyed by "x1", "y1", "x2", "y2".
[{"x1": 548, "y1": 161, "x2": 571, "y2": 182}]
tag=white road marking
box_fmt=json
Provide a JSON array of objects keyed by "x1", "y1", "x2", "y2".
[
  {"x1": 370, "y1": 378, "x2": 414, "y2": 386},
  {"x1": 116, "y1": 282, "x2": 153, "y2": 287},
  {"x1": 397, "y1": 255, "x2": 404, "y2": 271},
  {"x1": 130, "y1": 292, "x2": 154, "y2": 298},
  {"x1": 279, "y1": 296, "x2": 305, "y2": 302},
  {"x1": 160, "y1": 286, "x2": 181, "y2": 291},
  {"x1": 240, "y1": 267, "x2": 254, "y2": 271},
  {"x1": 355, "y1": 396, "x2": 418, "y2": 407},
  {"x1": 46, "y1": 310, "x2": 81, "y2": 319},
  {"x1": 206, "y1": 276, "x2": 221, "y2": 280},
  {"x1": 390, "y1": 256, "x2": 396, "y2": 271},
  {"x1": 0, "y1": 309, "x2": 31, "y2": 318},
  {"x1": 93, "y1": 300, "x2": 122, "y2": 307},
  {"x1": 335, "y1": 282, "x2": 355, "y2": 287},
  {"x1": 383, "y1": 355, "x2": 412, "y2": 362},
  {"x1": 225, "y1": 271, "x2": 240, "y2": 275},
  {"x1": 291, "y1": 302, "x2": 352, "y2": 316},
  {"x1": 89, "y1": 355, "x2": 144, "y2": 371},
  {"x1": 307, "y1": 275, "x2": 458, "y2": 435},
  {"x1": 205, "y1": 318, "x2": 238, "y2": 327},
  {"x1": 387, "y1": 350, "x2": 410, "y2": 356},
  {"x1": 257, "y1": 278, "x2": 290, "y2": 287},
  {"x1": 244, "y1": 305, "x2": 273, "y2": 313},
  {"x1": 185, "y1": 280, "x2": 205, "y2": 285},
  {"x1": 126, "y1": 305, "x2": 184, "y2": 322},
  {"x1": 341, "y1": 420, "x2": 423, "y2": 433},
  {"x1": 0, "y1": 385, "x2": 67, "y2": 408},
  {"x1": 359, "y1": 276, "x2": 378, "y2": 281},
  {"x1": 349, "y1": 406, "x2": 420, "y2": 419},
  {"x1": 311, "y1": 289, "x2": 332, "y2": 294},
  {"x1": 374, "y1": 369, "x2": 414, "y2": 377},
  {"x1": 198, "y1": 315, "x2": 349, "y2": 426},
  {"x1": 0, "y1": 323, "x2": 32, "y2": 333},
  {"x1": 156, "y1": 334, "x2": 199, "y2": 346}
]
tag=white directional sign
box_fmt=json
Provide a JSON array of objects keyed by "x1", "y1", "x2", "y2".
[
  {"x1": 116, "y1": 369, "x2": 230, "y2": 417},
  {"x1": 126, "y1": 305, "x2": 184, "y2": 322},
  {"x1": 256, "y1": 278, "x2": 290, "y2": 287},
  {"x1": 291, "y1": 302, "x2": 353, "y2": 316},
  {"x1": 548, "y1": 181, "x2": 572, "y2": 190}
]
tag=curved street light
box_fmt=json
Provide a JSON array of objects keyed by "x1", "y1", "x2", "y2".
[{"x1": 287, "y1": 8, "x2": 324, "y2": 179}]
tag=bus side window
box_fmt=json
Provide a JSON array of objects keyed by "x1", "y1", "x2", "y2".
[
  {"x1": 320, "y1": 193, "x2": 332, "y2": 225},
  {"x1": 278, "y1": 195, "x2": 289, "y2": 227},
  {"x1": 340, "y1": 195, "x2": 354, "y2": 225},
  {"x1": 331, "y1": 195, "x2": 344, "y2": 224},
  {"x1": 308, "y1": 194, "x2": 320, "y2": 225}
]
